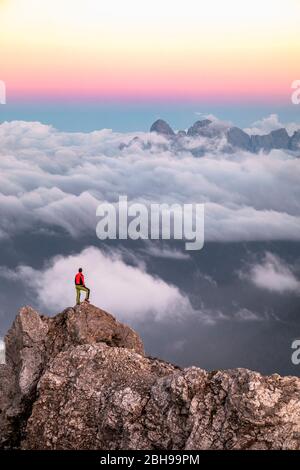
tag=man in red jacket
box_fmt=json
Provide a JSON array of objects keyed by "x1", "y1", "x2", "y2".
[{"x1": 75, "y1": 268, "x2": 90, "y2": 305}]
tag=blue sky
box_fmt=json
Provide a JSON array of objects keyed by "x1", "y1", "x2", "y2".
[{"x1": 1, "y1": 101, "x2": 300, "y2": 132}]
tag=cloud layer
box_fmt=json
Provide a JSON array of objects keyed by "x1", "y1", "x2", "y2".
[
  {"x1": 1, "y1": 245, "x2": 280, "y2": 325},
  {"x1": 0, "y1": 120, "x2": 300, "y2": 245},
  {"x1": 244, "y1": 114, "x2": 300, "y2": 136}
]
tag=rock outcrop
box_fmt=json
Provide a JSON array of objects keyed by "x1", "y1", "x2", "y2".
[{"x1": 1, "y1": 304, "x2": 300, "y2": 450}]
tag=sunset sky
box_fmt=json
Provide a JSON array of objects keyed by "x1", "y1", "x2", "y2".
[
  {"x1": 1, "y1": 0, "x2": 299, "y2": 103},
  {"x1": 1, "y1": 1, "x2": 300, "y2": 379}
]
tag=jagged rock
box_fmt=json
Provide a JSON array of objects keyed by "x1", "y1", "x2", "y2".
[
  {"x1": 251, "y1": 128, "x2": 290, "y2": 152},
  {"x1": 227, "y1": 127, "x2": 252, "y2": 151},
  {"x1": 5, "y1": 305, "x2": 143, "y2": 399},
  {"x1": 227, "y1": 127, "x2": 292, "y2": 153},
  {"x1": 0, "y1": 364, "x2": 16, "y2": 448},
  {"x1": 22, "y1": 353, "x2": 300, "y2": 450},
  {"x1": 290, "y1": 130, "x2": 300, "y2": 151},
  {"x1": 119, "y1": 136, "x2": 152, "y2": 151},
  {"x1": 150, "y1": 119, "x2": 175, "y2": 136},
  {"x1": 187, "y1": 120, "x2": 212, "y2": 136},
  {"x1": 1, "y1": 304, "x2": 300, "y2": 450},
  {"x1": 5, "y1": 306, "x2": 49, "y2": 398},
  {"x1": 1, "y1": 304, "x2": 144, "y2": 449},
  {"x1": 22, "y1": 344, "x2": 176, "y2": 450},
  {"x1": 250, "y1": 133, "x2": 273, "y2": 152},
  {"x1": 269, "y1": 128, "x2": 290, "y2": 149}
]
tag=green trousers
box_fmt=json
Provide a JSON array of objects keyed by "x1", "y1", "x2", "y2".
[{"x1": 75, "y1": 285, "x2": 90, "y2": 304}]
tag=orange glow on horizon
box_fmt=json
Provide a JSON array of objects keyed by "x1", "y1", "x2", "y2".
[{"x1": 0, "y1": 0, "x2": 299, "y2": 102}]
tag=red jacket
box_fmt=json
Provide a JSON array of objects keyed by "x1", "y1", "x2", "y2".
[{"x1": 75, "y1": 272, "x2": 85, "y2": 286}]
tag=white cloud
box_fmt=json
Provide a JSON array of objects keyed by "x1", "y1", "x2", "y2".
[
  {"x1": 139, "y1": 243, "x2": 191, "y2": 260},
  {"x1": 234, "y1": 308, "x2": 264, "y2": 322},
  {"x1": 241, "y1": 252, "x2": 300, "y2": 294},
  {"x1": 193, "y1": 113, "x2": 232, "y2": 128},
  {"x1": 0, "y1": 246, "x2": 196, "y2": 322},
  {"x1": 0, "y1": 244, "x2": 270, "y2": 324},
  {"x1": 0, "y1": 338, "x2": 5, "y2": 364},
  {"x1": 0, "y1": 120, "x2": 300, "y2": 244},
  {"x1": 244, "y1": 114, "x2": 300, "y2": 136}
]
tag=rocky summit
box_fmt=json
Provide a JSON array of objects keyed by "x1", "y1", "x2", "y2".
[
  {"x1": 1, "y1": 304, "x2": 300, "y2": 450},
  {"x1": 150, "y1": 119, "x2": 175, "y2": 136}
]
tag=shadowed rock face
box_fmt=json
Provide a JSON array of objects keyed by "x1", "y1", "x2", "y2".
[
  {"x1": 150, "y1": 119, "x2": 175, "y2": 136},
  {"x1": 251, "y1": 128, "x2": 290, "y2": 152},
  {"x1": 269, "y1": 128, "x2": 290, "y2": 149},
  {"x1": 228, "y1": 127, "x2": 291, "y2": 153},
  {"x1": 227, "y1": 127, "x2": 252, "y2": 151},
  {"x1": 0, "y1": 364, "x2": 16, "y2": 448},
  {"x1": 290, "y1": 130, "x2": 300, "y2": 151},
  {"x1": 1, "y1": 304, "x2": 300, "y2": 450},
  {"x1": 187, "y1": 120, "x2": 212, "y2": 136}
]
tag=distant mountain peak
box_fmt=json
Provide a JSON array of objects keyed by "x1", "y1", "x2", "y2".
[
  {"x1": 150, "y1": 119, "x2": 175, "y2": 136},
  {"x1": 290, "y1": 130, "x2": 300, "y2": 151},
  {"x1": 148, "y1": 119, "x2": 299, "y2": 154},
  {"x1": 227, "y1": 127, "x2": 252, "y2": 151},
  {"x1": 187, "y1": 119, "x2": 212, "y2": 136}
]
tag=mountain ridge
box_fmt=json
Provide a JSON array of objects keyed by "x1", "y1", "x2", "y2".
[
  {"x1": 149, "y1": 118, "x2": 300, "y2": 153},
  {"x1": 1, "y1": 304, "x2": 300, "y2": 450}
]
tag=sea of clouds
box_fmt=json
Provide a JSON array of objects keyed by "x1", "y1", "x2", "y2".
[
  {"x1": 0, "y1": 117, "x2": 299, "y2": 323},
  {"x1": 0, "y1": 118, "x2": 299, "y2": 243}
]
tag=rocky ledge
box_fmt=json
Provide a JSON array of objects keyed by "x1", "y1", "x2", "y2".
[{"x1": 1, "y1": 304, "x2": 300, "y2": 450}]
